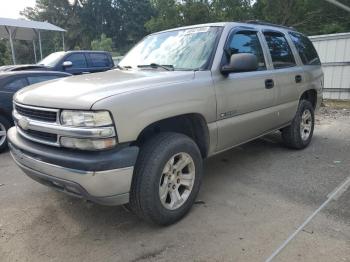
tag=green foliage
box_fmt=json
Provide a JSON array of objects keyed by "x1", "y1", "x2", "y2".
[
  {"x1": 91, "y1": 34, "x2": 113, "y2": 52},
  {"x1": 145, "y1": 0, "x2": 254, "y2": 32},
  {"x1": 0, "y1": 0, "x2": 346, "y2": 66},
  {"x1": 252, "y1": 0, "x2": 350, "y2": 35},
  {"x1": 0, "y1": 40, "x2": 11, "y2": 65},
  {"x1": 145, "y1": 0, "x2": 182, "y2": 32},
  {"x1": 21, "y1": 0, "x2": 154, "y2": 54}
]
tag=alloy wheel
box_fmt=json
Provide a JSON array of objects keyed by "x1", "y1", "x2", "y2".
[
  {"x1": 0, "y1": 123, "x2": 7, "y2": 147},
  {"x1": 300, "y1": 109, "x2": 312, "y2": 141},
  {"x1": 159, "y1": 152, "x2": 195, "y2": 210}
]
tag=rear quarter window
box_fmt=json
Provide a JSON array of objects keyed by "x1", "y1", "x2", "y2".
[{"x1": 289, "y1": 32, "x2": 321, "y2": 65}]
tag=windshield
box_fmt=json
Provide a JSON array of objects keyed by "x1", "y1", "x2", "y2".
[
  {"x1": 119, "y1": 26, "x2": 222, "y2": 71},
  {"x1": 37, "y1": 52, "x2": 65, "y2": 67}
]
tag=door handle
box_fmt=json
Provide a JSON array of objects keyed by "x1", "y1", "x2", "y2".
[
  {"x1": 265, "y1": 79, "x2": 274, "y2": 89},
  {"x1": 295, "y1": 75, "x2": 302, "y2": 83}
]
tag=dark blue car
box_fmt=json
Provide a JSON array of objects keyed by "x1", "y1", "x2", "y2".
[
  {"x1": 0, "y1": 51, "x2": 115, "y2": 75},
  {"x1": 0, "y1": 71, "x2": 71, "y2": 152}
]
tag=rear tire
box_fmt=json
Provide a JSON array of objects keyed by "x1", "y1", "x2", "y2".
[
  {"x1": 0, "y1": 116, "x2": 11, "y2": 153},
  {"x1": 129, "y1": 132, "x2": 203, "y2": 226},
  {"x1": 282, "y1": 100, "x2": 314, "y2": 149}
]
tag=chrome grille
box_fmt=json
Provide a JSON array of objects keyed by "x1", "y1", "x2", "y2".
[
  {"x1": 20, "y1": 128, "x2": 58, "y2": 143},
  {"x1": 15, "y1": 104, "x2": 58, "y2": 123}
]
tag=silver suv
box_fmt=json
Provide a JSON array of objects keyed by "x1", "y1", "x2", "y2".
[{"x1": 8, "y1": 22, "x2": 323, "y2": 225}]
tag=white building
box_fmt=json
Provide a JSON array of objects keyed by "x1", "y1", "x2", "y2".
[{"x1": 310, "y1": 32, "x2": 350, "y2": 100}]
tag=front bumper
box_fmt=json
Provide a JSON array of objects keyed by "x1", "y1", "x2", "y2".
[{"x1": 7, "y1": 127, "x2": 139, "y2": 206}]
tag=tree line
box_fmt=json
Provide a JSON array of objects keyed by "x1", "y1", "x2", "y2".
[{"x1": 1, "y1": 0, "x2": 349, "y2": 65}]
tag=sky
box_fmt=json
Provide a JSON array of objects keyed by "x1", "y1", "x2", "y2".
[{"x1": 0, "y1": 0, "x2": 36, "y2": 19}]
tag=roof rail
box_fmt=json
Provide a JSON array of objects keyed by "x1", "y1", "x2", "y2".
[{"x1": 245, "y1": 20, "x2": 295, "y2": 30}]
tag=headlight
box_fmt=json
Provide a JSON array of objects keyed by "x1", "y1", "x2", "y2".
[
  {"x1": 60, "y1": 110, "x2": 113, "y2": 127},
  {"x1": 60, "y1": 137, "x2": 116, "y2": 151}
]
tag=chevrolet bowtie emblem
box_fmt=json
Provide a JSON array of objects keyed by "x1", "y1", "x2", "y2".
[{"x1": 18, "y1": 117, "x2": 30, "y2": 130}]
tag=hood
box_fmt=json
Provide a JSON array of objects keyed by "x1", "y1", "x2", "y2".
[
  {"x1": 14, "y1": 69, "x2": 195, "y2": 109},
  {"x1": 0, "y1": 64, "x2": 47, "y2": 72}
]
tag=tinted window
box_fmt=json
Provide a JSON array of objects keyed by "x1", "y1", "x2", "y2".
[
  {"x1": 289, "y1": 32, "x2": 321, "y2": 65},
  {"x1": 90, "y1": 53, "x2": 110, "y2": 67},
  {"x1": 66, "y1": 54, "x2": 87, "y2": 68},
  {"x1": 4, "y1": 78, "x2": 28, "y2": 91},
  {"x1": 228, "y1": 31, "x2": 266, "y2": 70},
  {"x1": 264, "y1": 32, "x2": 296, "y2": 69},
  {"x1": 27, "y1": 75, "x2": 62, "y2": 85}
]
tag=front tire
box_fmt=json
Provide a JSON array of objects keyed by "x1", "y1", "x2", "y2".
[
  {"x1": 282, "y1": 100, "x2": 315, "y2": 149},
  {"x1": 0, "y1": 116, "x2": 11, "y2": 153},
  {"x1": 129, "y1": 133, "x2": 203, "y2": 226}
]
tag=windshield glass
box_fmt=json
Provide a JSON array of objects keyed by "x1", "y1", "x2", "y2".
[
  {"x1": 119, "y1": 26, "x2": 221, "y2": 70},
  {"x1": 37, "y1": 52, "x2": 65, "y2": 67}
]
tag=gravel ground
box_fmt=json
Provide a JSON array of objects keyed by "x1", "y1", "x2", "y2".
[{"x1": 0, "y1": 105, "x2": 349, "y2": 262}]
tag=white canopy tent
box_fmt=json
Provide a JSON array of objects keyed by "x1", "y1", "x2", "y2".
[{"x1": 0, "y1": 17, "x2": 66, "y2": 64}]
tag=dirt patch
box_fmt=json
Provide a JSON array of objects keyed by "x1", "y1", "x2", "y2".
[
  {"x1": 316, "y1": 103, "x2": 350, "y2": 124},
  {"x1": 322, "y1": 99, "x2": 350, "y2": 110}
]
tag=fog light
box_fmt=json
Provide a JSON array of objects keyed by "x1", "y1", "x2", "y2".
[{"x1": 60, "y1": 137, "x2": 116, "y2": 150}]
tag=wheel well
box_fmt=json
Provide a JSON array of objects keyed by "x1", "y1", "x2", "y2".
[
  {"x1": 135, "y1": 114, "x2": 210, "y2": 158},
  {"x1": 300, "y1": 89, "x2": 317, "y2": 109},
  {"x1": 0, "y1": 110, "x2": 13, "y2": 125}
]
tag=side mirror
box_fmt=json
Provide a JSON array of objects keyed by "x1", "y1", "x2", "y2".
[
  {"x1": 62, "y1": 61, "x2": 73, "y2": 68},
  {"x1": 221, "y1": 53, "x2": 258, "y2": 75}
]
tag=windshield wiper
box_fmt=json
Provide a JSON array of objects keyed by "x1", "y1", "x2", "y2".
[
  {"x1": 117, "y1": 65, "x2": 132, "y2": 70},
  {"x1": 137, "y1": 63, "x2": 174, "y2": 71}
]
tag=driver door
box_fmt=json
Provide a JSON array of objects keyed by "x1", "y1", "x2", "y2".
[{"x1": 214, "y1": 28, "x2": 278, "y2": 151}]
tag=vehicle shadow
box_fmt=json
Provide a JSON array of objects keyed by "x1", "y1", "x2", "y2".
[
  {"x1": 36, "y1": 132, "x2": 290, "y2": 230},
  {"x1": 18, "y1": 131, "x2": 336, "y2": 261}
]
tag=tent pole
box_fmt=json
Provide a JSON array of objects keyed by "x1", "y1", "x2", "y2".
[
  {"x1": 7, "y1": 27, "x2": 16, "y2": 65},
  {"x1": 62, "y1": 32, "x2": 65, "y2": 51},
  {"x1": 33, "y1": 40, "x2": 37, "y2": 63},
  {"x1": 38, "y1": 30, "x2": 43, "y2": 60}
]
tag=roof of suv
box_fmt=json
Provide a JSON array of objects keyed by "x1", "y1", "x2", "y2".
[{"x1": 156, "y1": 21, "x2": 298, "y2": 34}]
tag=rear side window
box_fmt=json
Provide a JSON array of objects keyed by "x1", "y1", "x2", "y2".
[
  {"x1": 65, "y1": 54, "x2": 87, "y2": 68},
  {"x1": 289, "y1": 32, "x2": 321, "y2": 65},
  {"x1": 228, "y1": 31, "x2": 266, "y2": 70},
  {"x1": 90, "y1": 53, "x2": 110, "y2": 67},
  {"x1": 4, "y1": 78, "x2": 28, "y2": 91},
  {"x1": 27, "y1": 75, "x2": 61, "y2": 85},
  {"x1": 263, "y1": 31, "x2": 296, "y2": 69}
]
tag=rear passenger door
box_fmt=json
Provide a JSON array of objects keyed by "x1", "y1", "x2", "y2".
[
  {"x1": 262, "y1": 30, "x2": 302, "y2": 126},
  {"x1": 288, "y1": 31, "x2": 323, "y2": 105},
  {"x1": 87, "y1": 53, "x2": 112, "y2": 73}
]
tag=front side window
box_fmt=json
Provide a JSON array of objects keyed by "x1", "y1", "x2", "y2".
[
  {"x1": 289, "y1": 32, "x2": 321, "y2": 65},
  {"x1": 227, "y1": 30, "x2": 266, "y2": 70},
  {"x1": 66, "y1": 54, "x2": 87, "y2": 68},
  {"x1": 264, "y1": 31, "x2": 296, "y2": 69},
  {"x1": 119, "y1": 26, "x2": 222, "y2": 70}
]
